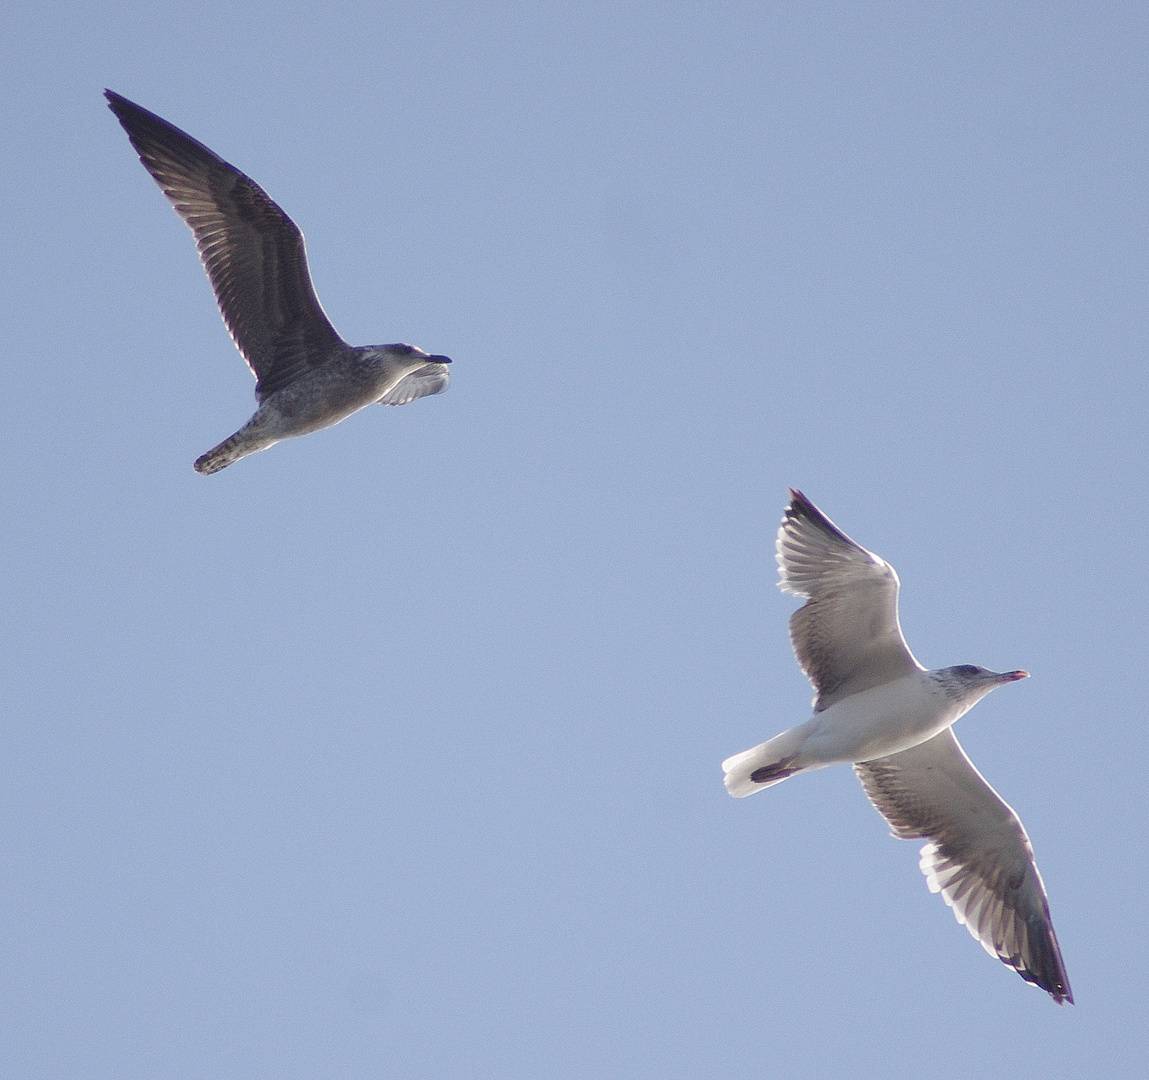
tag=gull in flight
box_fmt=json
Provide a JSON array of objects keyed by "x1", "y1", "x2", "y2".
[
  {"x1": 106, "y1": 90, "x2": 452, "y2": 474},
  {"x1": 723, "y1": 491, "x2": 1072, "y2": 1004}
]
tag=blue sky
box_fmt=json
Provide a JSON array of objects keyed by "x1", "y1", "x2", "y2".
[{"x1": 1, "y1": 2, "x2": 1145, "y2": 1076}]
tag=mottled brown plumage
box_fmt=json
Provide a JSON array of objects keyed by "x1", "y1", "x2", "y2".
[{"x1": 107, "y1": 90, "x2": 451, "y2": 473}]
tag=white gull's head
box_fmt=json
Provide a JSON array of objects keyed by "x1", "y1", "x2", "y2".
[{"x1": 932, "y1": 664, "x2": 1029, "y2": 707}]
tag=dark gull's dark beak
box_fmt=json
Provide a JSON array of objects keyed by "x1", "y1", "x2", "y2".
[{"x1": 427, "y1": 354, "x2": 452, "y2": 364}]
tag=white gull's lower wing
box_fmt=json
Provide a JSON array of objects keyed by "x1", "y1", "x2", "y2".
[{"x1": 854, "y1": 728, "x2": 1072, "y2": 1004}]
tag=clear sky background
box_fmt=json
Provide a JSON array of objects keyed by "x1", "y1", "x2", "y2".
[{"x1": 1, "y1": 2, "x2": 1145, "y2": 1077}]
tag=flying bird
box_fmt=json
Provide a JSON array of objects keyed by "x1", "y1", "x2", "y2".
[
  {"x1": 106, "y1": 90, "x2": 451, "y2": 474},
  {"x1": 723, "y1": 490, "x2": 1072, "y2": 1004}
]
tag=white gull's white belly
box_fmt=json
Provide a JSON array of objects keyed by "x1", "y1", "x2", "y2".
[{"x1": 799, "y1": 671, "x2": 960, "y2": 766}]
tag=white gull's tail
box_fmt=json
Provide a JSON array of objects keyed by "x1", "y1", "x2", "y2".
[{"x1": 722, "y1": 727, "x2": 809, "y2": 797}]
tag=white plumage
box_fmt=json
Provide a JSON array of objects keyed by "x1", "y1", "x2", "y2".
[{"x1": 723, "y1": 490, "x2": 1071, "y2": 1004}]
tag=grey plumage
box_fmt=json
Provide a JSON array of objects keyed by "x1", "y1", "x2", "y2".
[{"x1": 106, "y1": 90, "x2": 451, "y2": 474}]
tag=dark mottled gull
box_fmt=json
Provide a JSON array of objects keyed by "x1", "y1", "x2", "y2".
[
  {"x1": 723, "y1": 490, "x2": 1072, "y2": 1004},
  {"x1": 106, "y1": 90, "x2": 451, "y2": 474}
]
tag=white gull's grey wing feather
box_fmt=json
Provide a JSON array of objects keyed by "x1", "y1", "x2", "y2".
[
  {"x1": 377, "y1": 363, "x2": 450, "y2": 406},
  {"x1": 778, "y1": 490, "x2": 922, "y2": 711},
  {"x1": 105, "y1": 90, "x2": 347, "y2": 401},
  {"x1": 855, "y1": 727, "x2": 1072, "y2": 1004}
]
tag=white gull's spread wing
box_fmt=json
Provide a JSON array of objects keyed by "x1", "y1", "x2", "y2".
[
  {"x1": 105, "y1": 90, "x2": 347, "y2": 402},
  {"x1": 377, "y1": 363, "x2": 451, "y2": 406},
  {"x1": 778, "y1": 490, "x2": 922, "y2": 711},
  {"x1": 855, "y1": 728, "x2": 1072, "y2": 1003}
]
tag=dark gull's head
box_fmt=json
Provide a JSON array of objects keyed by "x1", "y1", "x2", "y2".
[{"x1": 384, "y1": 343, "x2": 451, "y2": 365}]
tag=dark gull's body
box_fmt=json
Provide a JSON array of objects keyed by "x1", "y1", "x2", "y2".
[
  {"x1": 723, "y1": 490, "x2": 1072, "y2": 1004},
  {"x1": 106, "y1": 90, "x2": 451, "y2": 474}
]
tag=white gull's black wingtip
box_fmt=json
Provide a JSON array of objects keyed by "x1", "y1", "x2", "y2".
[{"x1": 782, "y1": 489, "x2": 855, "y2": 547}]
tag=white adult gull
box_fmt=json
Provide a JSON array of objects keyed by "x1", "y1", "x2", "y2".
[
  {"x1": 106, "y1": 90, "x2": 452, "y2": 474},
  {"x1": 723, "y1": 490, "x2": 1072, "y2": 1004}
]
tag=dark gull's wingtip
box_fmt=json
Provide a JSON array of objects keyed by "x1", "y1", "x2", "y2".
[
  {"x1": 104, "y1": 88, "x2": 133, "y2": 115},
  {"x1": 104, "y1": 91, "x2": 174, "y2": 135},
  {"x1": 104, "y1": 90, "x2": 157, "y2": 135}
]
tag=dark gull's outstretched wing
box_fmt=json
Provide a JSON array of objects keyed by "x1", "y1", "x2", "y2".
[
  {"x1": 377, "y1": 363, "x2": 450, "y2": 405},
  {"x1": 855, "y1": 728, "x2": 1072, "y2": 1004},
  {"x1": 106, "y1": 90, "x2": 346, "y2": 400},
  {"x1": 777, "y1": 490, "x2": 922, "y2": 711}
]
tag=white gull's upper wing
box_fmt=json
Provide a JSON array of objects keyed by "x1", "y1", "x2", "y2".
[
  {"x1": 855, "y1": 727, "x2": 1072, "y2": 1004},
  {"x1": 777, "y1": 490, "x2": 922, "y2": 710}
]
